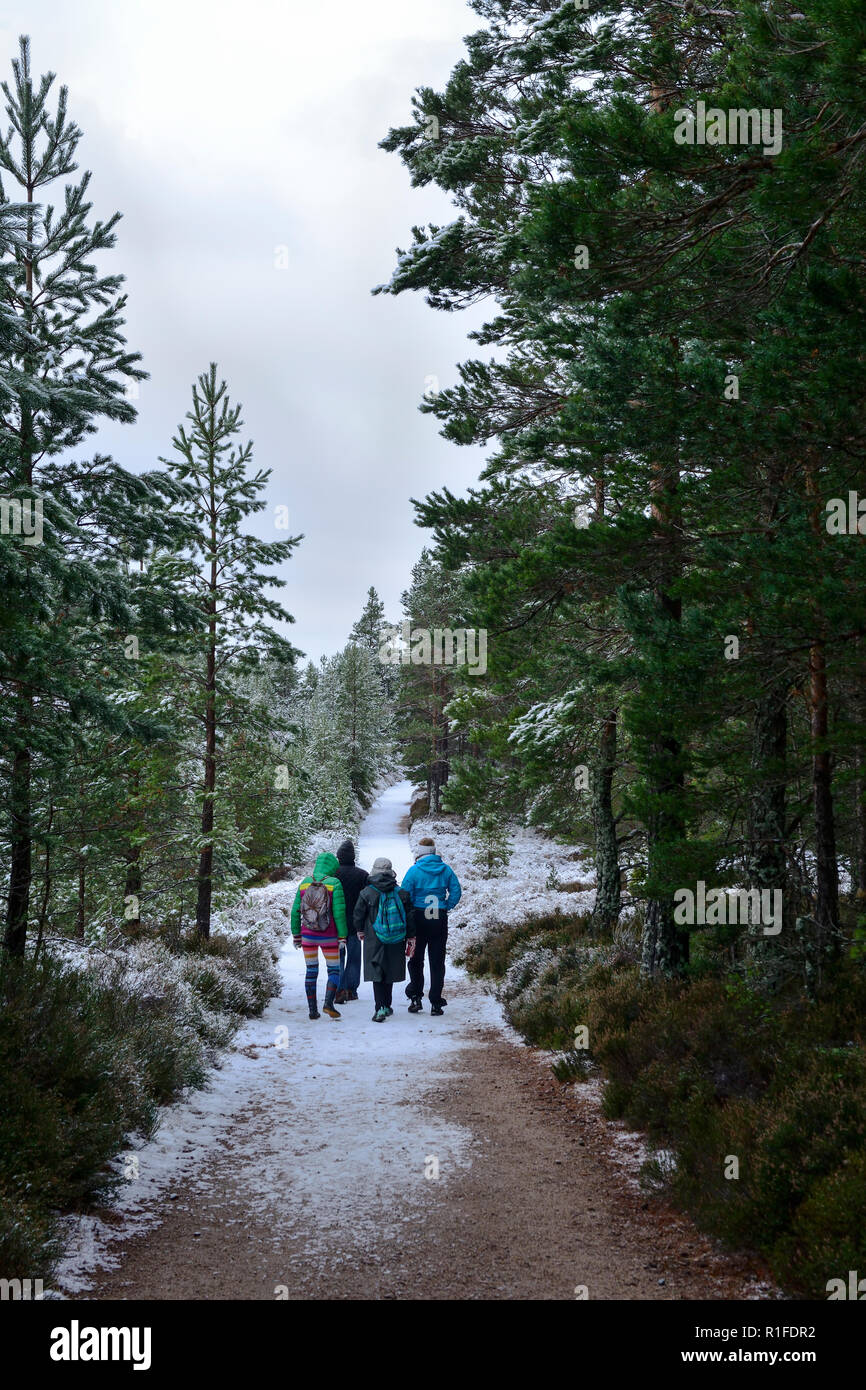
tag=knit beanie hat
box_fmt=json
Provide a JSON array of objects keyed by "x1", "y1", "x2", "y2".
[
  {"x1": 336, "y1": 839, "x2": 355, "y2": 865},
  {"x1": 372, "y1": 857, "x2": 393, "y2": 873}
]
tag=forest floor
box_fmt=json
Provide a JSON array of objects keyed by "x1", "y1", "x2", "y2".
[{"x1": 56, "y1": 784, "x2": 777, "y2": 1302}]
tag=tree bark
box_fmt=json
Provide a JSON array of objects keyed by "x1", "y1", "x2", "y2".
[
  {"x1": 803, "y1": 455, "x2": 840, "y2": 954},
  {"x1": 746, "y1": 682, "x2": 790, "y2": 935},
  {"x1": 810, "y1": 637, "x2": 840, "y2": 952},
  {"x1": 429, "y1": 667, "x2": 449, "y2": 814},
  {"x1": 4, "y1": 197, "x2": 36, "y2": 956},
  {"x1": 4, "y1": 738, "x2": 32, "y2": 955},
  {"x1": 591, "y1": 708, "x2": 621, "y2": 930},
  {"x1": 856, "y1": 745, "x2": 866, "y2": 902},
  {"x1": 124, "y1": 845, "x2": 142, "y2": 928},
  {"x1": 640, "y1": 340, "x2": 688, "y2": 976},
  {"x1": 641, "y1": 722, "x2": 689, "y2": 978},
  {"x1": 195, "y1": 631, "x2": 217, "y2": 939},
  {"x1": 76, "y1": 850, "x2": 86, "y2": 940},
  {"x1": 195, "y1": 505, "x2": 218, "y2": 938},
  {"x1": 34, "y1": 795, "x2": 54, "y2": 959}
]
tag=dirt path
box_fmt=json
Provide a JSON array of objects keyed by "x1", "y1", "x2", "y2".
[
  {"x1": 59, "y1": 785, "x2": 773, "y2": 1302},
  {"x1": 71, "y1": 986, "x2": 770, "y2": 1302}
]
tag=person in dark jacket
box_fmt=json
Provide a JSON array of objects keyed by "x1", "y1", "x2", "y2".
[
  {"x1": 353, "y1": 857, "x2": 415, "y2": 1022},
  {"x1": 333, "y1": 839, "x2": 369, "y2": 1003},
  {"x1": 401, "y1": 837, "x2": 462, "y2": 1016}
]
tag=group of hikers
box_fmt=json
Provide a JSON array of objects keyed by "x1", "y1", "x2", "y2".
[{"x1": 289, "y1": 837, "x2": 462, "y2": 1024}]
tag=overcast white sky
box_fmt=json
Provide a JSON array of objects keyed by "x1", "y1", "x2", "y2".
[{"x1": 0, "y1": 0, "x2": 490, "y2": 662}]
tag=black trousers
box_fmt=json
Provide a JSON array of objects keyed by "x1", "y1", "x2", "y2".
[
  {"x1": 373, "y1": 979, "x2": 393, "y2": 1009},
  {"x1": 406, "y1": 909, "x2": 448, "y2": 1006}
]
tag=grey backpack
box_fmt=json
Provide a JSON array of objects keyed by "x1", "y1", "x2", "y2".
[{"x1": 301, "y1": 880, "x2": 332, "y2": 932}]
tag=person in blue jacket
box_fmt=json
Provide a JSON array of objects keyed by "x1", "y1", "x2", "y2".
[{"x1": 401, "y1": 837, "x2": 462, "y2": 1016}]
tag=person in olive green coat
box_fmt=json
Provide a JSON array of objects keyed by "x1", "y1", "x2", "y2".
[
  {"x1": 290, "y1": 851, "x2": 348, "y2": 1019},
  {"x1": 353, "y1": 857, "x2": 415, "y2": 1022}
]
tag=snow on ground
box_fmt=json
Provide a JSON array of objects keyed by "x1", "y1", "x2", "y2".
[
  {"x1": 406, "y1": 803, "x2": 600, "y2": 957},
  {"x1": 403, "y1": 799, "x2": 669, "y2": 1196},
  {"x1": 49, "y1": 781, "x2": 778, "y2": 1300},
  {"x1": 575, "y1": 1075, "x2": 652, "y2": 1192},
  {"x1": 357, "y1": 779, "x2": 416, "y2": 879},
  {"x1": 54, "y1": 780, "x2": 505, "y2": 1297}
]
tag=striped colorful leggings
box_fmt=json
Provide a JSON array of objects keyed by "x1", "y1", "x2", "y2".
[{"x1": 302, "y1": 940, "x2": 341, "y2": 1009}]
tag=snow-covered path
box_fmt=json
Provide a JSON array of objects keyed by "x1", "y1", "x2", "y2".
[
  {"x1": 356, "y1": 778, "x2": 416, "y2": 879},
  {"x1": 57, "y1": 781, "x2": 499, "y2": 1297},
  {"x1": 55, "y1": 782, "x2": 765, "y2": 1301}
]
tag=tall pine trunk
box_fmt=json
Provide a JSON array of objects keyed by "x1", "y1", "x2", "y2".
[
  {"x1": 640, "y1": 582, "x2": 688, "y2": 975},
  {"x1": 3, "y1": 175, "x2": 36, "y2": 956},
  {"x1": 641, "y1": 340, "x2": 688, "y2": 977},
  {"x1": 641, "y1": 725, "x2": 689, "y2": 976},
  {"x1": 747, "y1": 683, "x2": 790, "y2": 931},
  {"x1": 428, "y1": 664, "x2": 439, "y2": 814},
  {"x1": 76, "y1": 852, "x2": 86, "y2": 940},
  {"x1": 591, "y1": 708, "x2": 620, "y2": 930},
  {"x1": 124, "y1": 846, "x2": 142, "y2": 927},
  {"x1": 588, "y1": 466, "x2": 620, "y2": 931},
  {"x1": 195, "y1": 549, "x2": 218, "y2": 939},
  {"x1": 123, "y1": 769, "x2": 142, "y2": 927},
  {"x1": 34, "y1": 796, "x2": 54, "y2": 960},
  {"x1": 810, "y1": 637, "x2": 840, "y2": 952},
  {"x1": 4, "y1": 735, "x2": 32, "y2": 955},
  {"x1": 804, "y1": 456, "x2": 840, "y2": 954},
  {"x1": 195, "y1": 687, "x2": 216, "y2": 938},
  {"x1": 856, "y1": 745, "x2": 866, "y2": 902},
  {"x1": 429, "y1": 666, "x2": 449, "y2": 814}
]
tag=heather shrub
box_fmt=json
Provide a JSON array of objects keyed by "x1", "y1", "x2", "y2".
[
  {"x1": 464, "y1": 915, "x2": 866, "y2": 1297},
  {"x1": 0, "y1": 897, "x2": 290, "y2": 1281}
]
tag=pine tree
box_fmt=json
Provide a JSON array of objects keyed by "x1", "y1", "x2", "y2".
[
  {"x1": 351, "y1": 586, "x2": 386, "y2": 657},
  {"x1": 394, "y1": 550, "x2": 464, "y2": 813},
  {"x1": 379, "y1": 0, "x2": 866, "y2": 976},
  {"x1": 470, "y1": 811, "x2": 512, "y2": 880},
  {"x1": 0, "y1": 37, "x2": 182, "y2": 955},
  {"x1": 163, "y1": 365, "x2": 302, "y2": 938},
  {"x1": 351, "y1": 585, "x2": 396, "y2": 699},
  {"x1": 299, "y1": 656, "x2": 357, "y2": 836},
  {"x1": 227, "y1": 658, "x2": 308, "y2": 874},
  {"x1": 334, "y1": 641, "x2": 391, "y2": 808}
]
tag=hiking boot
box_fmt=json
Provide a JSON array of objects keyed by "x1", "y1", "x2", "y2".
[
  {"x1": 334, "y1": 989, "x2": 349, "y2": 1004},
  {"x1": 384, "y1": 1006, "x2": 394, "y2": 1016},
  {"x1": 309, "y1": 1008, "x2": 320, "y2": 1020},
  {"x1": 430, "y1": 1005, "x2": 444, "y2": 1016},
  {"x1": 407, "y1": 999, "x2": 423, "y2": 1014},
  {"x1": 323, "y1": 1003, "x2": 342, "y2": 1019},
  {"x1": 372, "y1": 1006, "x2": 389, "y2": 1023},
  {"x1": 348, "y1": 991, "x2": 359, "y2": 1001}
]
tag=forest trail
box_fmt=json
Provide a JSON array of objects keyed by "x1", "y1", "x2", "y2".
[{"x1": 62, "y1": 783, "x2": 770, "y2": 1302}]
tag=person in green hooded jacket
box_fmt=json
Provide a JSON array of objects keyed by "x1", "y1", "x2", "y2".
[{"x1": 290, "y1": 851, "x2": 348, "y2": 1019}]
